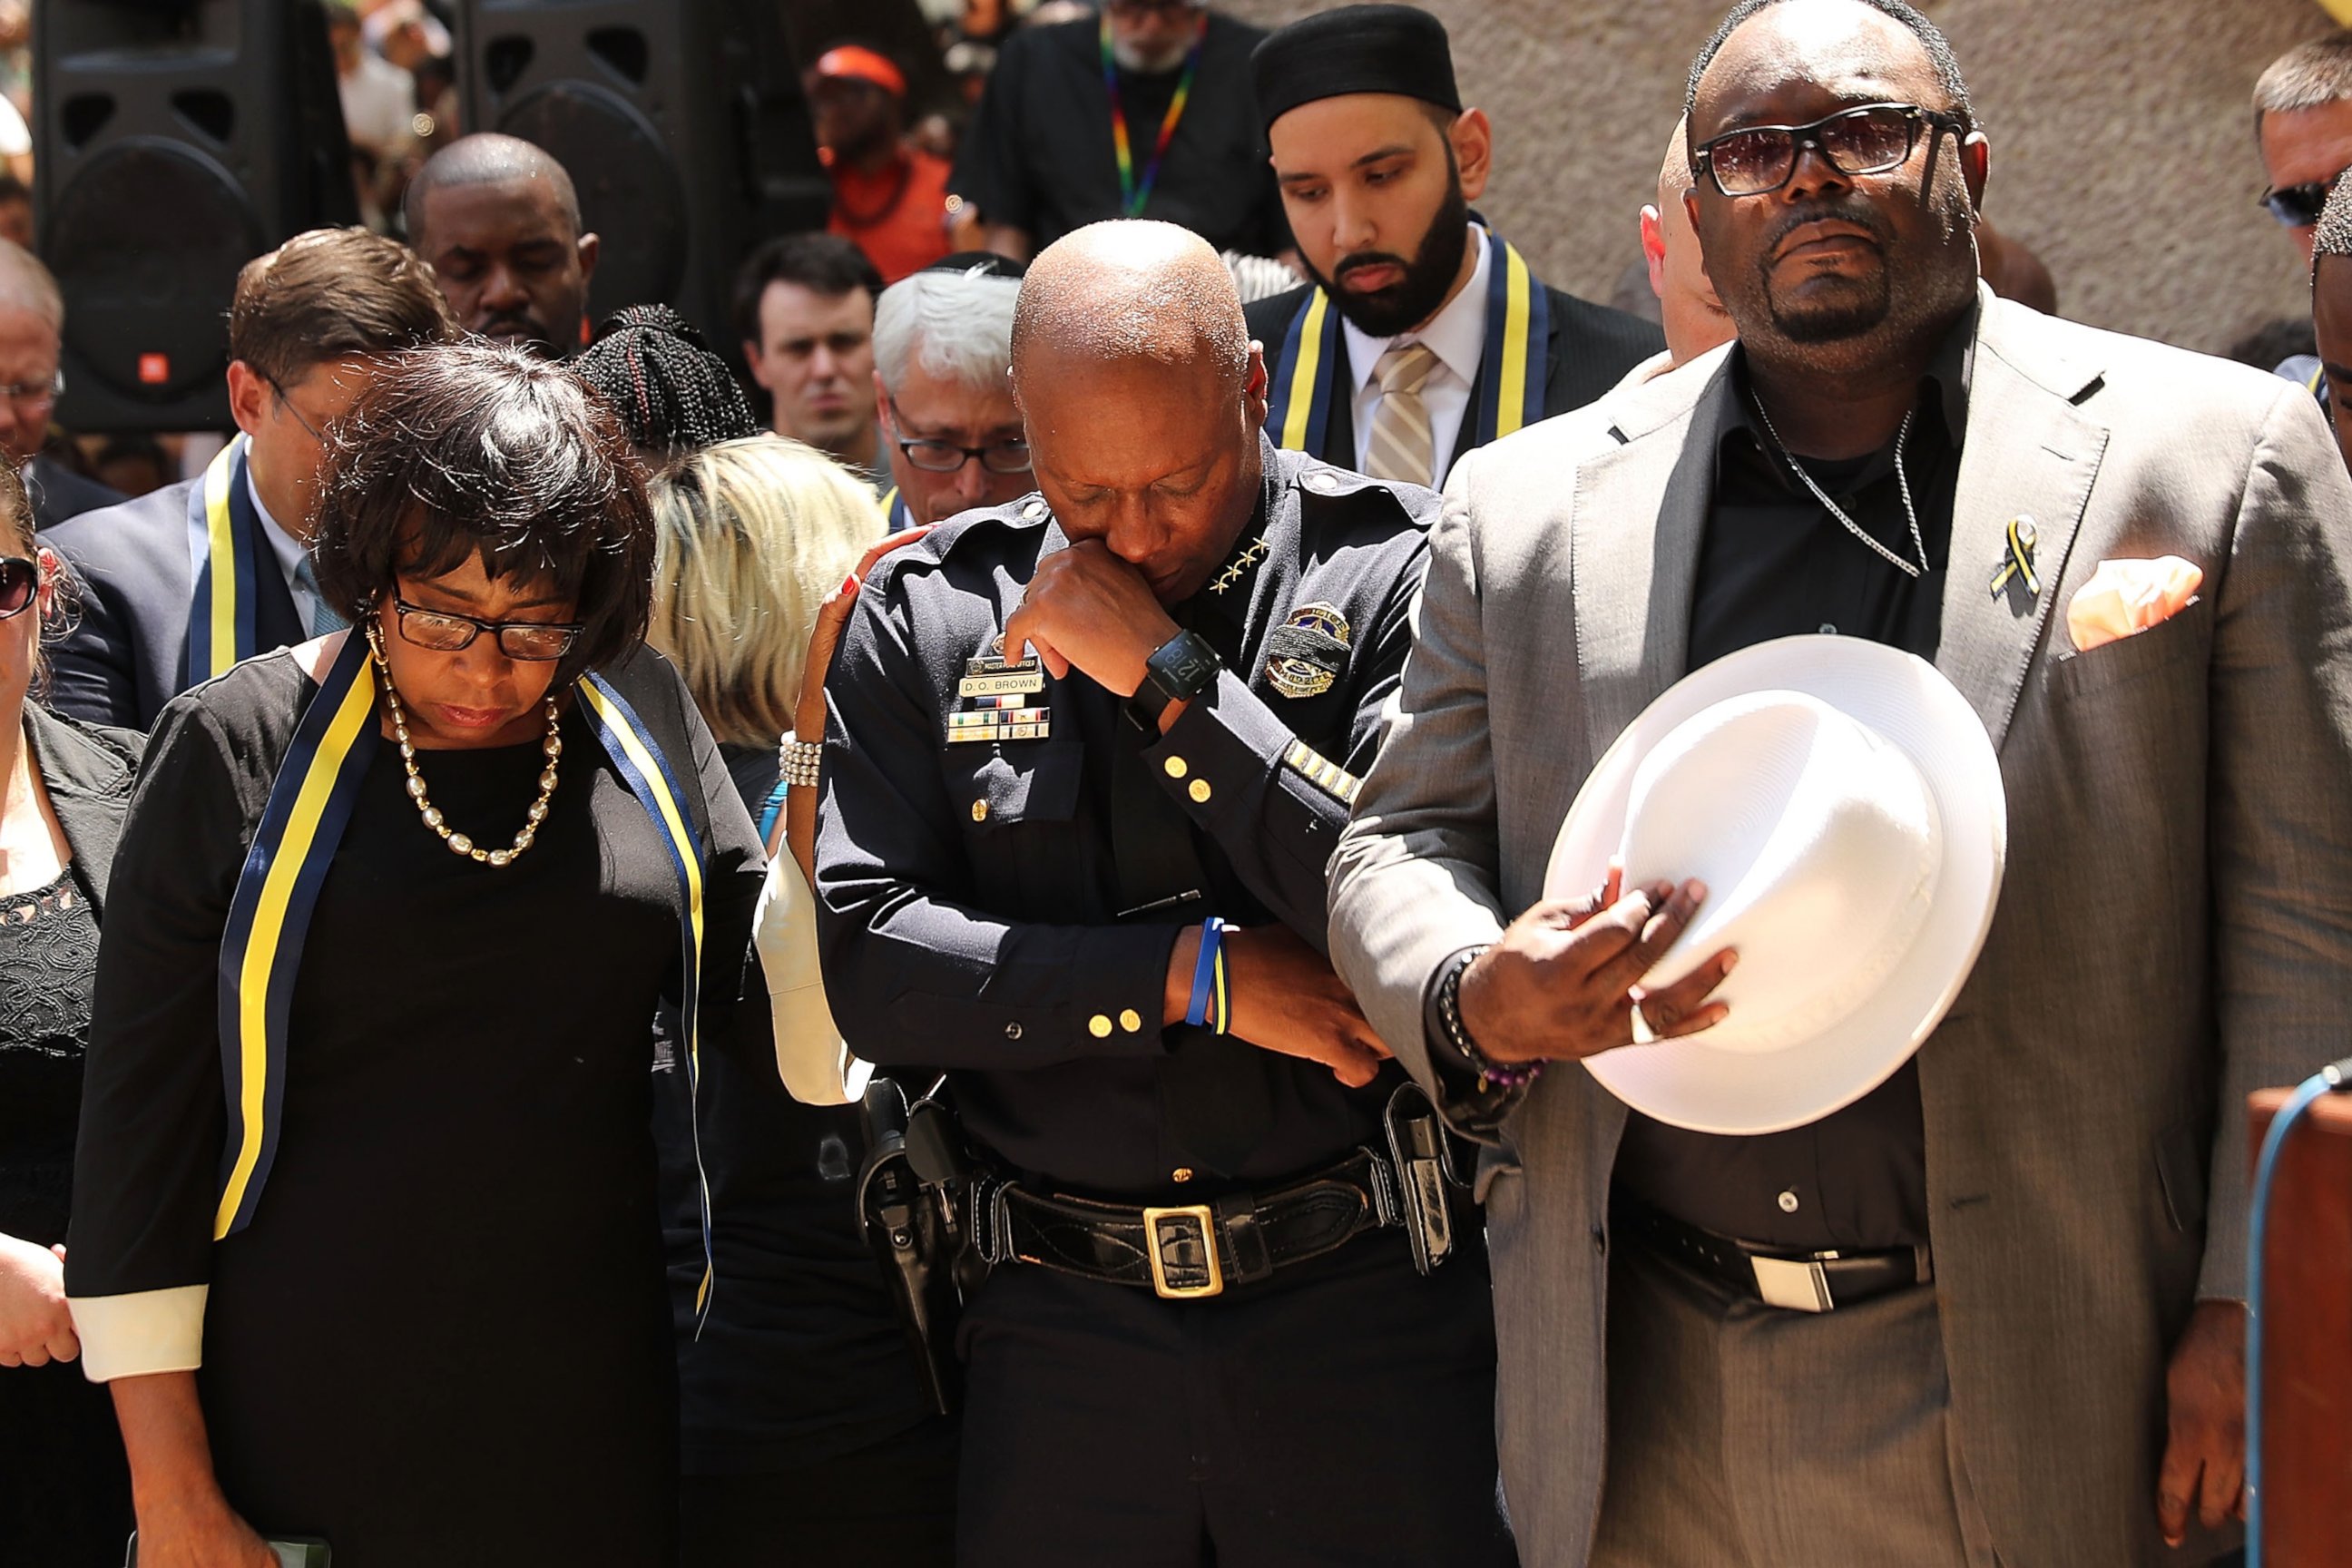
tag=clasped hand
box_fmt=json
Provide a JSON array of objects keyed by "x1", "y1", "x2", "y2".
[
  {"x1": 1004, "y1": 539, "x2": 1178, "y2": 696},
  {"x1": 0, "y1": 1232, "x2": 76, "y2": 1367},
  {"x1": 1458, "y1": 872, "x2": 1734, "y2": 1064}
]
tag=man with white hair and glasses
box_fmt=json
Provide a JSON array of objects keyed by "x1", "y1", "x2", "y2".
[
  {"x1": 871, "y1": 253, "x2": 1032, "y2": 531},
  {"x1": 0, "y1": 242, "x2": 120, "y2": 532}
]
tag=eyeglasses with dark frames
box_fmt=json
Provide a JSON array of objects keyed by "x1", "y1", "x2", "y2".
[
  {"x1": 2260, "y1": 177, "x2": 2341, "y2": 230},
  {"x1": 1691, "y1": 102, "x2": 1966, "y2": 199},
  {"x1": 389, "y1": 595, "x2": 584, "y2": 662},
  {"x1": 0, "y1": 556, "x2": 37, "y2": 619},
  {"x1": 887, "y1": 399, "x2": 1033, "y2": 475}
]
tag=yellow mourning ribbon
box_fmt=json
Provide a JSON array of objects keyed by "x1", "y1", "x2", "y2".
[{"x1": 1987, "y1": 514, "x2": 2040, "y2": 601}]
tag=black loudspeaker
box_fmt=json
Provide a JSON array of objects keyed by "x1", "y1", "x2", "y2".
[
  {"x1": 34, "y1": 0, "x2": 358, "y2": 433},
  {"x1": 457, "y1": 2, "x2": 829, "y2": 347}
]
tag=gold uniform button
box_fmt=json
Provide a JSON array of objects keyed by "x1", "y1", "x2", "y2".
[
  {"x1": 1088, "y1": 1014, "x2": 1113, "y2": 1038},
  {"x1": 971, "y1": 799, "x2": 988, "y2": 823},
  {"x1": 1171, "y1": 1167, "x2": 1195, "y2": 1183},
  {"x1": 1163, "y1": 756, "x2": 1189, "y2": 779},
  {"x1": 1188, "y1": 779, "x2": 1212, "y2": 803},
  {"x1": 1119, "y1": 1008, "x2": 1142, "y2": 1033}
]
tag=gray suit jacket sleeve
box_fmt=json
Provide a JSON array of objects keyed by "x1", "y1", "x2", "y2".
[
  {"x1": 1328, "y1": 456, "x2": 1512, "y2": 1107},
  {"x1": 2200, "y1": 378, "x2": 2352, "y2": 1301}
]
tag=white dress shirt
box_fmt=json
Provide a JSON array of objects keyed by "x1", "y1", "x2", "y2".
[{"x1": 1341, "y1": 227, "x2": 1491, "y2": 485}]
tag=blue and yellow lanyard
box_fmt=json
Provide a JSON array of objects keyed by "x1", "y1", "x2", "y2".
[
  {"x1": 184, "y1": 436, "x2": 263, "y2": 689},
  {"x1": 1264, "y1": 227, "x2": 1551, "y2": 483},
  {"x1": 213, "y1": 633, "x2": 720, "y2": 1314},
  {"x1": 879, "y1": 485, "x2": 917, "y2": 534}
]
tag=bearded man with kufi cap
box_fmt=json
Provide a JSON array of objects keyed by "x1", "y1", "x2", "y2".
[{"x1": 1247, "y1": 3, "x2": 1660, "y2": 487}]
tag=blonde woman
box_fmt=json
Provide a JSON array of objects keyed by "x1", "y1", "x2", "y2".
[
  {"x1": 647, "y1": 437, "x2": 956, "y2": 1568},
  {"x1": 649, "y1": 436, "x2": 881, "y2": 823}
]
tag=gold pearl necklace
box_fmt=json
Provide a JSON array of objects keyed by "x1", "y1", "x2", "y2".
[{"x1": 366, "y1": 626, "x2": 564, "y2": 868}]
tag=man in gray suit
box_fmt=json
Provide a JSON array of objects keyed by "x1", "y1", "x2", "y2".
[{"x1": 1327, "y1": 1, "x2": 2352, "y2": 1563}]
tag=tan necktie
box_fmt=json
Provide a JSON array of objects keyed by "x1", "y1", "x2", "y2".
[{"x1": 1364, "y1": 342, "x2": 1442, "y2": 487}]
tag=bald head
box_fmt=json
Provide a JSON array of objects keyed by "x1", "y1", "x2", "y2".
[
  {"x1": 1642, "y1": 116, "x2": 1734, "y2": 367},
  {"x1": 405, "y1": 133, "x2": 582, "y2": 243},
  {"x1": 1011, "y1": 221, "x2": 1250, "y2": 394},
  {"x1": 1009, "y1": 221, "x2": 1270, "y2": 607},
  {"x1": 405, "y1": 133, "x2": 599, "y2": 358},
  {"x1": 1657, "y1": 117, "x2": 1692, "y2": 212}
]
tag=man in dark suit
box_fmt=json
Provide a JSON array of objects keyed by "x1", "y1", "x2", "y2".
[
  {"x1": 1243, "y1": 5, "x2": 1661, "y2": 488},
  {"x1": 43, "y1": 228, "x2": 455, "y2": 730},
  {"x1": 24, "y1": 454, "x2": 121, "y2": 534}
]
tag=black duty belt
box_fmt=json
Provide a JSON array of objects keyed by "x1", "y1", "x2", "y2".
[
  {"x1": 1615, "y1": 1199, "x2": 1932, "y2": 1314},
  {"x1": 982, "y1": 1151, "x2": 1405, "y2": 1301}
]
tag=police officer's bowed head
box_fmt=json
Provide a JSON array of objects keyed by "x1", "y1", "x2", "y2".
[{"x1": 815, "y1": 220, "x2": 1517, "y2": 1564}]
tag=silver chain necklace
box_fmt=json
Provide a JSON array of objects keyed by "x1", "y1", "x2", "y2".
[{"x1": 1749, "y1": 396, "x2": 1929, "y2": 580}]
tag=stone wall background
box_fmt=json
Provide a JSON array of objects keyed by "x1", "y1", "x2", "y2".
[{"x1": 1219, "y1": 0, "x2": 2332, "y2": 357}]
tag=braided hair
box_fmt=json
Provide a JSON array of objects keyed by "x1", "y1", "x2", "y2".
[{"x1": 573, "y1": 304, "x2": 761, "y2": 462}]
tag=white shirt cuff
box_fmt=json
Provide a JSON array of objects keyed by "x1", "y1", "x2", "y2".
[{"x1": 68, "y1": 1284, "x2": 208, "y2": 1382}]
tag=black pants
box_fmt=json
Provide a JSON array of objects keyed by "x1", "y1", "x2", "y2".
[
  {"x1": 955, "y1": 1230, "x2": 1518, "y2": 1567},
  {"x1": 679, "y1": 1415, "x2": 958, "y2": 1567}
]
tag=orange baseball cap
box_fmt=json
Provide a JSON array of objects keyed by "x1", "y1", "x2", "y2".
[{"x1": 814, "y1": 45, "x2": 906, "y2": 99}]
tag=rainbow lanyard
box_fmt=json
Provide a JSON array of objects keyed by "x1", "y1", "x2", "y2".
[{"x1": 1101, "y1": 11, "x2": 1206, "y2": 220}]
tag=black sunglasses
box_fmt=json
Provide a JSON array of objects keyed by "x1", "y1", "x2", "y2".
[
  {"x1": 2260, "y1": 178, "x2": 2339, "y2": 229},
  {"x1": 1692, "y1": 102, "x2": 1965, "y2": 198},
  {"x1": 0, "y1": 556, "x2": 34, "y2": 619},
  {"x1": 389, "y1": 595, "x2": 584, "y2": 662}
]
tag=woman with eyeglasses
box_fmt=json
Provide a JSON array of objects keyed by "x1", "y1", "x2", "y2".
[
  {"x1": 0, "y1": 459, "x2": 142, "y2": 1562},
  {"x1": 64, "y1": 344, "x2": 767, "y2": 1567}
]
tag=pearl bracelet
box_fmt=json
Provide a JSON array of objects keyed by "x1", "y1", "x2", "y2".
[{"x1": 779, "y1": 733, "x2": 824, "y2": 789}]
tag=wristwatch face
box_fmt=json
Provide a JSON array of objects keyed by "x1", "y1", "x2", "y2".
[{"x1": 1152, "y1": 632, "x2": 1220, "y2": 701}]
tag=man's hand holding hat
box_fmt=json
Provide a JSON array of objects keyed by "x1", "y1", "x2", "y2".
[{"x1": 1458, "y1": 871, "x2": 1734, "y2": 1066}]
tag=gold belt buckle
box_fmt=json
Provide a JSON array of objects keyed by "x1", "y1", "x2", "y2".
[{"x1": 1142, "y1": 1204, "x2": 1223, "y2": 1299}]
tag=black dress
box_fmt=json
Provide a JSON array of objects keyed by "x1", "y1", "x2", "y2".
[
  {"x1": 0, "y1": 866, "x2": 133, "y2": 1564},
  {"x1": 68, "y1": 648, "x2": 766, "y2": 1568},
  {"x1": 659, "y1": 742, "x2": 957, "y2": 1567}
]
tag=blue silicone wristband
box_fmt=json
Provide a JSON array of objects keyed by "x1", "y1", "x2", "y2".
[{"x1": 1184, "y1": 917, "x2": 1224, "y2": 1028}]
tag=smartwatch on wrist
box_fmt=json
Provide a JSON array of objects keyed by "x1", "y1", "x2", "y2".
[{"x1": 1126, "y1": 629, "x2": 1221, "y2": 730}]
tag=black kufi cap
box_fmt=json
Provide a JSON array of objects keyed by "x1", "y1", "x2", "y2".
[{"x1": 1250, "y1": 5, "x2": 1461, "y2": 136}]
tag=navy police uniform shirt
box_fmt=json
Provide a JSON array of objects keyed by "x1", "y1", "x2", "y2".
[{"x1": 816, "y1": 436, "x2": 1434, "y2": 1200}]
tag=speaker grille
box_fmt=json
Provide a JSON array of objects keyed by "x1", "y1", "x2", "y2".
[{"x1": 49, "y1": 138, "x2": 265, "y2": 403}]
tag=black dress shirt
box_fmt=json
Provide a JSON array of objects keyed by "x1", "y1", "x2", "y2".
[
  {"x1": 816, "y1": 440, "x2": 1430, "y2": 1199},
  {"x1": 951, "y1": 13, "x2": 1290, "y2": 257},
  {"x1": 1610, "y1": 322, "x2": 1973, "y2": 1253}
]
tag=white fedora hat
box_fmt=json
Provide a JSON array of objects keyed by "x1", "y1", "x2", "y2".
[{"x1": 1544, "y1": 635, "x2": 2006, "y2": 1135}]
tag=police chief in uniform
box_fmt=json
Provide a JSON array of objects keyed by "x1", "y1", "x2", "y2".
[{"x1": 816, "y1": 220, "x2": 1516, "y2": 1566}]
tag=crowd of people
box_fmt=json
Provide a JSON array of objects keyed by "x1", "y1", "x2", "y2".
[{"x1": 0, "y1": 0, "x2": 2347, "y2": 1564}]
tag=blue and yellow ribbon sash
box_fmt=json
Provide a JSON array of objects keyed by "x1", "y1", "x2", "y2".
[
  {"x1": 184, "y1": 436, "x2": 261, "y2": 690},
  {"x1": 577, "y1": 672, "x2": 714, "y2": 1314},
  {"x1": 212, "y1": 631, "x2": 378, "y2": 1240},
  {"x1": 1265, "y1": 228, "x2": 1551, "y2": 481},
  {"x1": 214, "y1": 642, "x2": 718, "y2": 1310}
]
